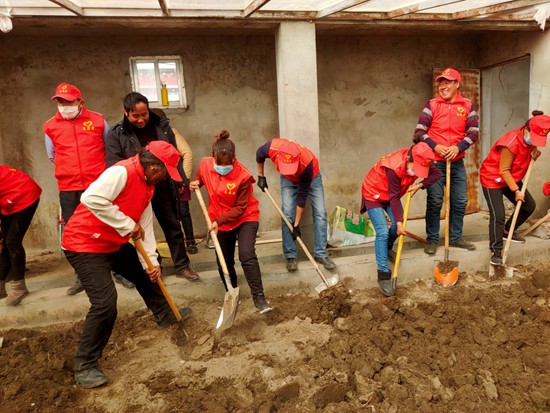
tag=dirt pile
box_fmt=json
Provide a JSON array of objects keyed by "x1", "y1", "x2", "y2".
[{"x1": 1, "y1": 266, "x2": 549, "y2": 413}]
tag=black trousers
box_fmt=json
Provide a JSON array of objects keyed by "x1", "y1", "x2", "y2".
[
  {"x1": 482, "y1": 183, "x2": 535, "y2": 253},
  {"x1": 0, "y1": 199, "x2": 39, "y2": 282},
  {"x1": 215, "y1": 221, "x2": 264, "y2": 296},
  {"x1": 65, "y1": 243, "x2": 172, "y2": 371},
  {"x1": 178, "y1": 200, "x2": 195, "y2": 242},
  {"x1": 152, "y1": 183, "x2": 190, "y2": 272},
  {"x1": 59, "y1": 190, "x2": 84, "y2": 222}
]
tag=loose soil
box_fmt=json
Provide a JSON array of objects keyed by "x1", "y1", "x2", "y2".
[{"x1": 1, "y1": 264, "x2": 550, "y2": 413}]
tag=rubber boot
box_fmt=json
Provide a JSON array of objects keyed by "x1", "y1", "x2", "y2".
[
  {"x1": 0, "y1": 280, "x2": 7, "y2": 299},
  {"x1": 6, "y1": 279, "x2": 29, "y2": 306},
  {"x1": 377, "y1": 270, "x2": 395, "y2": 297}
]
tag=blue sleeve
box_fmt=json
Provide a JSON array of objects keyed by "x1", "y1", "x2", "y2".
[{"x1": 45, "y1": 134, "x2": 55, "y2": 162}]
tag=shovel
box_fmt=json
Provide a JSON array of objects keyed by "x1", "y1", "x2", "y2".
[
  {"x1": 263, "y1": 188, "x2": 340, "y2": 294},
  {"x1": 490, "y1": 158, "x2": 534, "y2": 278},
  {"x1": 434, "y1": 160, "x2": 459, "y2": 287},
  {"x1": 391, "y1": 189, "x2": 411, "y2": 290},
  {"x1": 194, "y1": 189, "x2": 240, "y2": 331},
  {"x1": 519, "y1": 211, "x2": 550, "y2": 238},
  {"x1": 134, "y1": 239, "x2": 188, "y2": 337}
]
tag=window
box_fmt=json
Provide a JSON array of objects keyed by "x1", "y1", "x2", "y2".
[{"x1": 129, "y1": 56, "x2": 187, "y2": 108}]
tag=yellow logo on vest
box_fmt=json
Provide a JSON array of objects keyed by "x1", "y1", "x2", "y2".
[
  {"x1": 456, "y1": 107, "x2": 466, "y2": 117},
  {"x1": 82, "y1": 121, "x2": 94, "y2": 131},
  {"x1": 225, "y1": 182, "x2": 236, "y2": 195}
]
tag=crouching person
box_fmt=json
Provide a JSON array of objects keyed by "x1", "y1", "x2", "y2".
[
  {"x1": 62, "y1": 141, "x2": 192, "y2": 388},
  {"x1": 361, "y1": 141, "x2": 440, "y2": 297}
]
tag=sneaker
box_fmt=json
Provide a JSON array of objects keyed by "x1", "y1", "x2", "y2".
[
  {"x1": 253, "y1": 293, "x2": 273, "y2": 314},
  {"x1": 449, "y1": 239, "x2": 476, "y2": 250},
  {"x1": 186, "y1": 242, "x2": 198, "y2": 254},
  {"x1": 156, "y1": 307, "x2": 193, "y2": 328},
  {"x1": 112, "y1": 272, "x2": 135, "y2": 289},
  {"x1": 490, "y1": 251, "x2": 503, "y2": 266},
  {"x1": 424, "y1": 243, "x2": 438, "y2": 255},
  {"x1": 315, "y1": 257, "x2": 336, "y2": 270},
  {"x1": 286, "y1": 258, "x2": 298, "y2": 272},
  {"x1": 388, "y1": 249, "x2": 396, "y2": 263},
  {"x1": 66, "y1": 277, "x2": 85, "y2": 296},
  {"x1": 504, "y1": 231, "x2": 526, "y2": 244},
  {"x1": 75, "y1": 367, "x2": 109, "y2": 389}
]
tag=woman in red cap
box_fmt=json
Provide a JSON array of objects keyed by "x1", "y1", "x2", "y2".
[
  {"x1": 361, "y1": 139, "x2": 440, "y2": 296},
  {"x1": 190, "y1": 130, "x2": 272, "y2": 314},
  {"x1": 62, "y1": 140, "x2": 191, "y2": 389},
  {"x1": 0, "y1": 166, "x2": 41, "y2": 305},
  {"x1": 480, "y1": 111, "x2": 550, "y2": 265}
]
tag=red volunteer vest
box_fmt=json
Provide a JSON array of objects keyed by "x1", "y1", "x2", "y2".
[
  {"x1": 268, "y1": 138, "x2": 320, "y2": 183},
  {"x1": 198, "y1": 158, "x2": 260, "y2": 231},
  {"x1": 427, "y1": 94, "x2": 472, "y2": 162},
  {"x1": 362, "y1": 148, "x2": 416, "y2": 202},
  {"x1": 0, "y1": 166, "x2": 42, "y2": 215},
  {"x1": 44, "y1": 107, "x2": 106, "y2": 191},
  {"x1": 480, "y1": 127, "x2": 531, "y2": 189},
  {"x1": 62, "y1": 155, "x2": 154, "y2": 253}
]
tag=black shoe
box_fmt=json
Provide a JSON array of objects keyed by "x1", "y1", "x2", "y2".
[
  {"x1": 253, "y1": 293, "x2": 273, "y2": 314},
  {"x1": 490, "y1": 251, "x2": 503, "y2": 266},
  {"x1": 377, "y1": 270, "x2": 394, "y2": 297},
  {"x1": 424, "y1": 243, "x2": 438, "y2": 255},
  {"x1": 112, "y1": 272, "x2": 135, "y2": 289},
  {"x1": 504, "y1": 231, "x2": 526, "y2": 244},
  {"x1": 388, "y1": 249, "x2": 396, "y2": 263},
  {"x1": 156, "y1": 307, "x2": 192, "y2": 328},
  {"x1": 186, "y1": 242, "x2": 198, "y2": 254},
  {"x1": 315, "y1": 257, "x2": 336, "y2": 270},
  {"x1": 286, "y1": 258, "x2": 298, "y2": 272},
  {"x1": 66, "y1": 278, "x2": 85, "y2": 296},
  {"x1": 449, "y1": 239, "x2": 476, "y2": 250},
  {"x1": 75, "y1": 367, "x2": 109, "y2": 389}
]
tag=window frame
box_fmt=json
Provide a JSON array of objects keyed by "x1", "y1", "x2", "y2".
[{"x1": 129, "y1": 55, "x2": 188, "y2": 109}]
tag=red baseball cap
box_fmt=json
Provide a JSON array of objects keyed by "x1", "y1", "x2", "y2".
[
  {"x1": 146, "y1": 141, "x2": 183, "y2": 182},
  {"x1": 411, "y1": 142, "x2": 435, "y2": 178},
  {"x1": 436, "y1": 68, "x2": 462, "y2": 83},
  {"x1": 528, "y1": 115, "x2": 550, "y2": 147},
  {"x1": 278, "y1": 141, "x2": 301, "y2": 175},
  {"x1": 51, "y1": 83, "x2": 82, "y2": 101}
]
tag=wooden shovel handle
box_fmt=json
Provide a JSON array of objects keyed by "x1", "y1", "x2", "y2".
[{"x1": 393, "y1": 189, "x2": 412, "y2": 279}]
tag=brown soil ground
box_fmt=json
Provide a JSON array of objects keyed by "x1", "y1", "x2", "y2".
[{"x1": 1, "y1": 263, "x2": 550, "y2": 413}]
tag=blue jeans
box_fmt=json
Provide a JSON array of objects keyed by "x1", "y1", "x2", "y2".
[
  {"x1": 281, "y1": 173, "x2": 328, "y2": 259},
  {"x1": 366, "y1": 206, "x2": 397, "y2": 273},
  {"x1": 425, "y1": 159, "x2": 468, "y2": 244}
]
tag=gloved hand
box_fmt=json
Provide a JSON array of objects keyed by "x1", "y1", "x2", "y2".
[
  {"x1": 292, "y1": 224, "x2": 301, "y2": 240},
  {"x1": 257, "y1": 176, "x2": 268, "y2": 192}
]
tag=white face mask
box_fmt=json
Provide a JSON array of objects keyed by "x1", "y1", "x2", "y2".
[
  {"x1": 58, "y1": 105, "x2": 80, "y2": 120},
  {"x1": 407, "y1": 167, "x2": 415, "y2": 176}
]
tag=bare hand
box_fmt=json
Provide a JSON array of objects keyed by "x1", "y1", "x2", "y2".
[
  {"x1": 208, "y1": 221, "x2": 219, "y2": 234},
  {"x1": 189, "y1": 180, "x2": 200, "y2": 191},
  {"x1": 434, "y1": 144, "x2": 448, "y2": 158},
  {"x1": 129, "y1": 223, "x2": 145, "y2": 241},
  {"x1": 515, "y1": 191, "x2": 525, "y2": 203},
  {"x1": 396, "y1": 222, "x2": 406, "y2": 236},
  {"x1": 145, "y1": 265, "x2": 162, "y2": 282},
  {"x1": 531, "y1": 148, "x2": 542, "y2": 161},
  {"x1": 407, "y1": 183, "x2": 423, "y2": 198},
  {"x1": 445, "y1": 146, "x2": 460, "y2": 160}
]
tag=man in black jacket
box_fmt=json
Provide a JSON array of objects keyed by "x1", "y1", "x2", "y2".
[{"x1": 105, "y1": 92, "x2": 199, "y2": 281}]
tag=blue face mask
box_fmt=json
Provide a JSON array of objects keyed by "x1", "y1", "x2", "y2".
[
  {"x1": 524, "y1": 134, "x2": 532, "y2": 146},
  {"x1": 214, "y1": 164, "x2": 234, "y2": 176}
]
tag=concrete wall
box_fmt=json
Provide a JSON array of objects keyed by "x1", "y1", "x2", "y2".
[{"x1": 1, "y1": 29, "x2": 549, "y2": 251}]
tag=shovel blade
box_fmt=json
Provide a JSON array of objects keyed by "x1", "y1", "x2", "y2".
[
  {"x1": 314, "y1": 274, "x2": 340, "y2": 294},
  {"x1": 216, "y1": 286, "x2": 240, "y2": 331},
  {"x1": 489, "y1": 264, "x2": 514, "y2": 278},
  {"x1": 434, "y1": 266, "x2": 459, "y2": 287},
  {"x1": 391, "y1": 276, "x2": 398, "y2": 290}
]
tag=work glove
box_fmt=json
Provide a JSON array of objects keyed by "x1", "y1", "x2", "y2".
[
  {"x1": 257, "y1": 176, "x2": 268, "y2": 192},
  {"x1": 292, "y1": 224, "x2": 301, "y2": 240}
]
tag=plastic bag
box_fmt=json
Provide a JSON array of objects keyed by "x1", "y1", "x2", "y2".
[{"x1": 327, "y1": 206, "x2": 376, "y2": 247}]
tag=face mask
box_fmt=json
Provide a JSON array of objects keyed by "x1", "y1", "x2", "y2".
[
  {"x1": 214, "y1": 164, "x2": 233, "y2": 176},
  {"x1": 524, "y1": 134, "x2": 532, "y2": 146},
  {"x1": 58, "y1": 105, "x2": 80, "y2": 120},
  {"x1": 407, "y1": 167, "x2": 415, "y2": 176}
]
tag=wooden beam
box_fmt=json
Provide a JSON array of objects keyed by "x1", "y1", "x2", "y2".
[
  {"x1": 452, "y1": 0, "x2": 550, "y2": 20},
  {"x1": 48, "y1": 0, "x2": 83, "y2": 16},
  {"x1": 388, "y1": 0, "x2": 465, "y2": 19},
  {"x1": 317, "y1": 0, "x2": 373, "y2": 19},
  {"x1": 242, "y1": 0, "x2": 271, "y2": 18},
  {"x1": 158, "y1": 0, "x2": 170, "y2": 17}
]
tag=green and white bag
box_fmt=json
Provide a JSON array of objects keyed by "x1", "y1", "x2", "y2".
[{"x1": 327, "y1": 206, "x2": 375, "y2": 247}]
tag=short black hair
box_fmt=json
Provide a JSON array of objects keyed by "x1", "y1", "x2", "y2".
[{"x1": 123, "y1": 92, "x2": 149, "y2": 113}]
